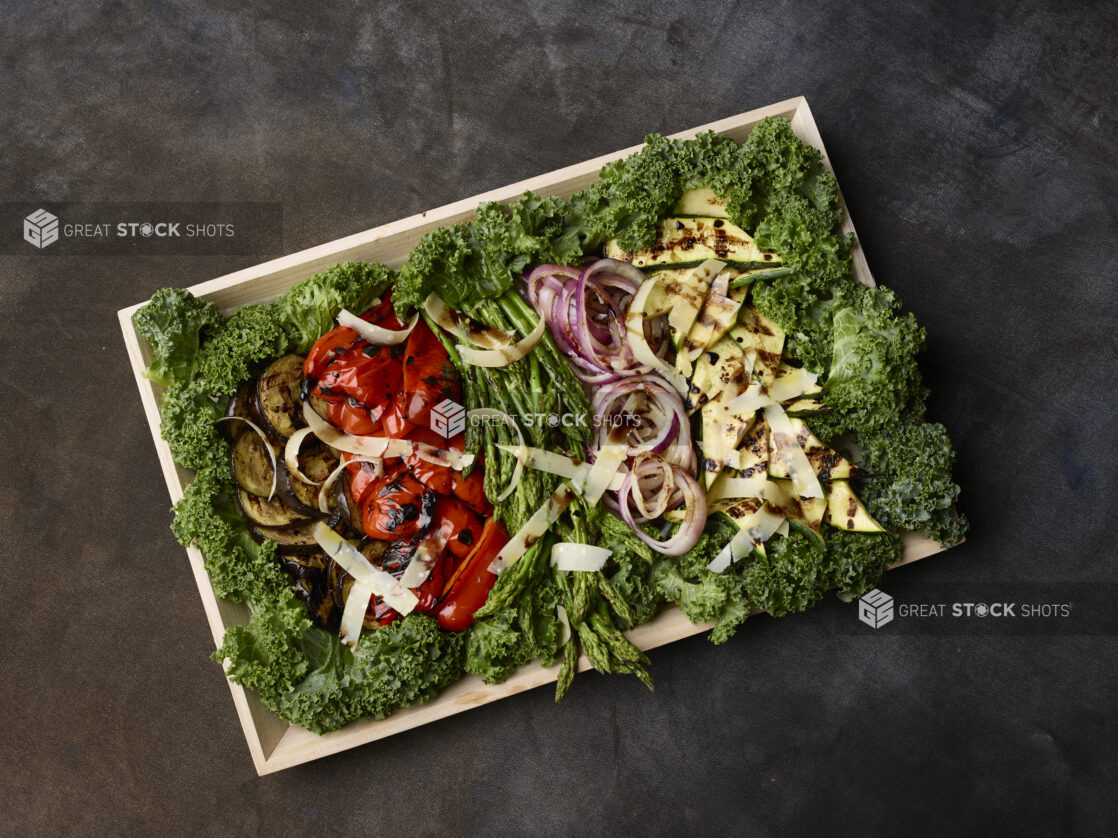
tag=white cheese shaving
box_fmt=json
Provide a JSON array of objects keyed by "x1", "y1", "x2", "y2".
[
  {"x1": 488, "y1": 484, "x2": 577, "y2": 574},
  {"x1": 302, "y1": 400, "x2": 473, "y2": 470},
  {"x1": 313, "y1": 522, "x2": 418, "y2": 648},
  {"x1": 763, "y1": 403, "x2": 824, "y2": 499},
  {"x1": 457, "y1": 316, "x2": 546, "y2": 368},
  {"x1": 707, "y1": 503, "x2": 785, "y2": 573},
  {"x1": 337, "y1": 307, "x2": 418, "y2": 345},
  {"x1": 768, "y1": 367, "x2": 820, "y2": 403},
  {"x1": 706, "y1": 473, "x2": 768, "y2": 502},
  {"x1": 551, "y1": 542, "x2": 612, "y2": 572},
  {"x1": 497, "y1": 445, "x2": 627, "y2": 493}
]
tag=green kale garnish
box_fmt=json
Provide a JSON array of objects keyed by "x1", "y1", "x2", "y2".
[{"x1": 132, "y1": 287, "x2": 221, "y2": 387}]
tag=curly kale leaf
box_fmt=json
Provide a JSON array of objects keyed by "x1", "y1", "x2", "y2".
[
  {"x1": 600, "y1": 513, "x2": 662, "y2": 627},
  {"x1": 823, "y1": 528, "x2": 903, "y2": 602},
  {"x1": 158, "y1": 379, "x2": 227, "y2": 471},
  {"x1": 815, "y1": 284, "x2": 927, "y2": 437},
  {"x1": 194, "y1": 303, "x2": 291, "y2": 397},
  {"x1": 394, "y1": 193, "x2": 599, "y2": 315},
  {"x1": 217, "y1": 609, "x2": 466, "y2": 735},
  {"x1": 132, "y1": 287, "x2": 222, "y2": 387},
  {"x1": 275, "y1": 261, "x2": 395, "y2": 353},
  {"x1": 653, "y1": 523, "x2": 751, "y2": 643},
  {"x1": 465, "y1": 573, "x2": 562, "y2": 684},
  {"x1": 739, "y1": 529, "x2": 828, "y2": 618},
  {"x1": 857, "y1": 419, "x2": 968, "y2": 546},
  {"x1": 170, "y1": 465, "x2": 289, "y2": 602}
]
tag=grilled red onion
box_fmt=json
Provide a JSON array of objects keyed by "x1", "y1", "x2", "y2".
[{"x1": 524, "y1": 259, "x2": 706, "y2": 555}]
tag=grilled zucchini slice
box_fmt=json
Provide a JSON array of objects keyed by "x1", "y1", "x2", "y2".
[
  {"x1": 825, "y1": 481, "x2": 885, "y2": 532},
  {"x1": 604, "y1": 217, "x2": 780, "y2": 270}
]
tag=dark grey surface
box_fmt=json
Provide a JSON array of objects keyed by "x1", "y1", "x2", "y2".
[{"x1": 2, "y1": 1, "x2": 1116, "y2": 835}]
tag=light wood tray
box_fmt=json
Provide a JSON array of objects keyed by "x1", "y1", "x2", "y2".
[{"x1": 118, "y1": 96, "x2": 948, "y2": 774}]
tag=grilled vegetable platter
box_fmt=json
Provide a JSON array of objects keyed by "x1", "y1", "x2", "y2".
[{"x1": 134, "y1": 118, "x2": 967, "y2": 734}]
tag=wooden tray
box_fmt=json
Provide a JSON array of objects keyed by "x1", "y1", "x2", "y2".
[{"x1": 118, "y1": 96, "x2": 948, "y2": 775}]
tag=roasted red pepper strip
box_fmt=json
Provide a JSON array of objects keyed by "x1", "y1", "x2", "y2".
[
  {"x1": 304, "y1": 325, "x2": 358, "y2": 380},
  {"x1": 402, "y1": 320, "x2": 460, "y2": 426},
  {"x1": 436, "y1": 519, "x2": 508, "y2": 631},
  {"x1": 360, "y1": 464, "x2": 435, "y2": 540},
  {"x1": 435, "y1": 495, "x2": 484, "y2": 560},
  {"x1": 327, "y1": 397, "x2": 380, "y2": 436},
  {"x1": 304, "y1": 299, "x2": 402, "y2": 380},
  {"x1": 381, "y1": 390, "x2": 416, "y2": 438}
]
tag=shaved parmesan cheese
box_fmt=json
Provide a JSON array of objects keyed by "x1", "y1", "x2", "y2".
[
  {"x1": 768, "y1": 367, "x2": 820, "y2": 403},
  {"x1": 457, "y1": 316, "x2": 546, "y2": 368},
  {"x1": 626, "y1": 277, "x2": 689, "y2": 396},
  {"x1": 316, "y1": 455, "x2": 383, "y2": 513},
  {"x1": 337, "y1": 307, "x2": 418, "y2": 345},
  {"x1": 556, "y1": 605, "x2": 572, "y2": 647},
  {"x1": 707, "y1": 503, "x2": 784, "y2": 573},
  {"x1": 763, "y1": 404, "x2": 824, "y2": 499},
  {"x1": 339, "y1": 578, "x2": 376, "y2": 650},
  {"x1": 551, "y1": 542, "x2": 612, "y2": 572},
  {"x1": 706, "y1": 473, "x2": 768, "y2": 502},
  {"x1": 399, "y1": 519, "x2": 454, "y2": 588},
  {"x1": 314, "y1": 523, "x2": 418, "y2": 648},
  {"x1": 488, "y1": 484, "x2": 577, "y2": 574},
  {"x1": 497, "y1": 445, "x2": 627, "y2": 494},
  {"x1": 578, "y1": 444, "x2": 628, "y2": 505},
  {"x1": 424, "y1": 293, "x2": 515, "y2": 348},
  {"x1": 723, "y1": 382, "x2": 773, "y2": 415},
  {"x1": 302, "y1": 400, "x2": 473, "y2": 470},
  {"x1": 284, "y1": 427, "x2": 323, "y2": 486}
]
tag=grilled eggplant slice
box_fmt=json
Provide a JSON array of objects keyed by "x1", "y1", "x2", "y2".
[
  {"x1": 339, "y1": 471, "x2": 366, "y2": 537},
  {"x1": 293, "y1": 575, "x2": 337, "y2": 629},
  {"x1": 256, "y1": 354, "x2": 306, "y2": 439},
  {"x1": 278, "y1": 445, "x2": 340, "y2": 515},
  {"x1": 237, "y1": 488, "x2": 312, "y2": 528},
  {"x1": 253, "y1": 518, "x2": 323, "y2": 553},
  {"x1": 231, "y1": 430, "x2": 278, "y2": 498},
  {"x1": 278, "y1": 550, "x2": 328, "y2": 579},
  {"x1": 221, "y1": 382, "x2": 262, "y2": 442}
]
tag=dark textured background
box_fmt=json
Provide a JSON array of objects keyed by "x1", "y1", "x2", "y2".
[{"x1": 2, "y1": 1, "x2": 1116, "y2": 835}]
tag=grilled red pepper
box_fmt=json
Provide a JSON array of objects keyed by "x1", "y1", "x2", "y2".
[
  {"x1": 436, "y1": 518, "x2": 508, "y2": 631},
  {"x1": 435, "y1": 495, "x2": 484, "y2": 560},
  {"x1": 360, "y1": 463, "x2": 435, "y2": 540},
  {"x1": 402, "y1": 321, "x2": 460, "y2": 425}
]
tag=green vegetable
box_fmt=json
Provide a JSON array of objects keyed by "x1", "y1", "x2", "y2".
[
  {"x1": 131, "y1": 287, "x2": 221, "y2": 387},
  {"x1": 820, "y1": 285, "x2": 927, "y2": 437},
  {"x1": 157, "y1": 379, "x2": 227, "y2": 471},
  {"x1": 394, "y1": 194, "x2": 590, "y2": 316},
  {"x1": 857, "y1": 419, "x2": 968, "y2": 546},
  {"x1": 169, "y1": 465, "x2": 286, "y2": 602},
  {"x1": 194, "y1": 303, "x2": 291, "y2": 397},
  {"x1": 823, "y1": 528, "x2": 903, "y2": 602},
  {"x1": 217, "y1": 607, "x2": 466, "y2": 734},
  {"x1": 653, "y1": 522, "x2": 749, "y2": 643},
  {"x1": 464, "y1": 574, "x2": 562, "y2": 684},
  {"x1": 275, "y1": 261, "x2": 395, "y2": 353},
  {"x1": 739, "y1": 529, "x2": 828, "y2": 617}
]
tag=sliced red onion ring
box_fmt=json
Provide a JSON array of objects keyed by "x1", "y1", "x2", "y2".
[{"x1": 617, "y1": 455, "x2": 706, "y2": 556}]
